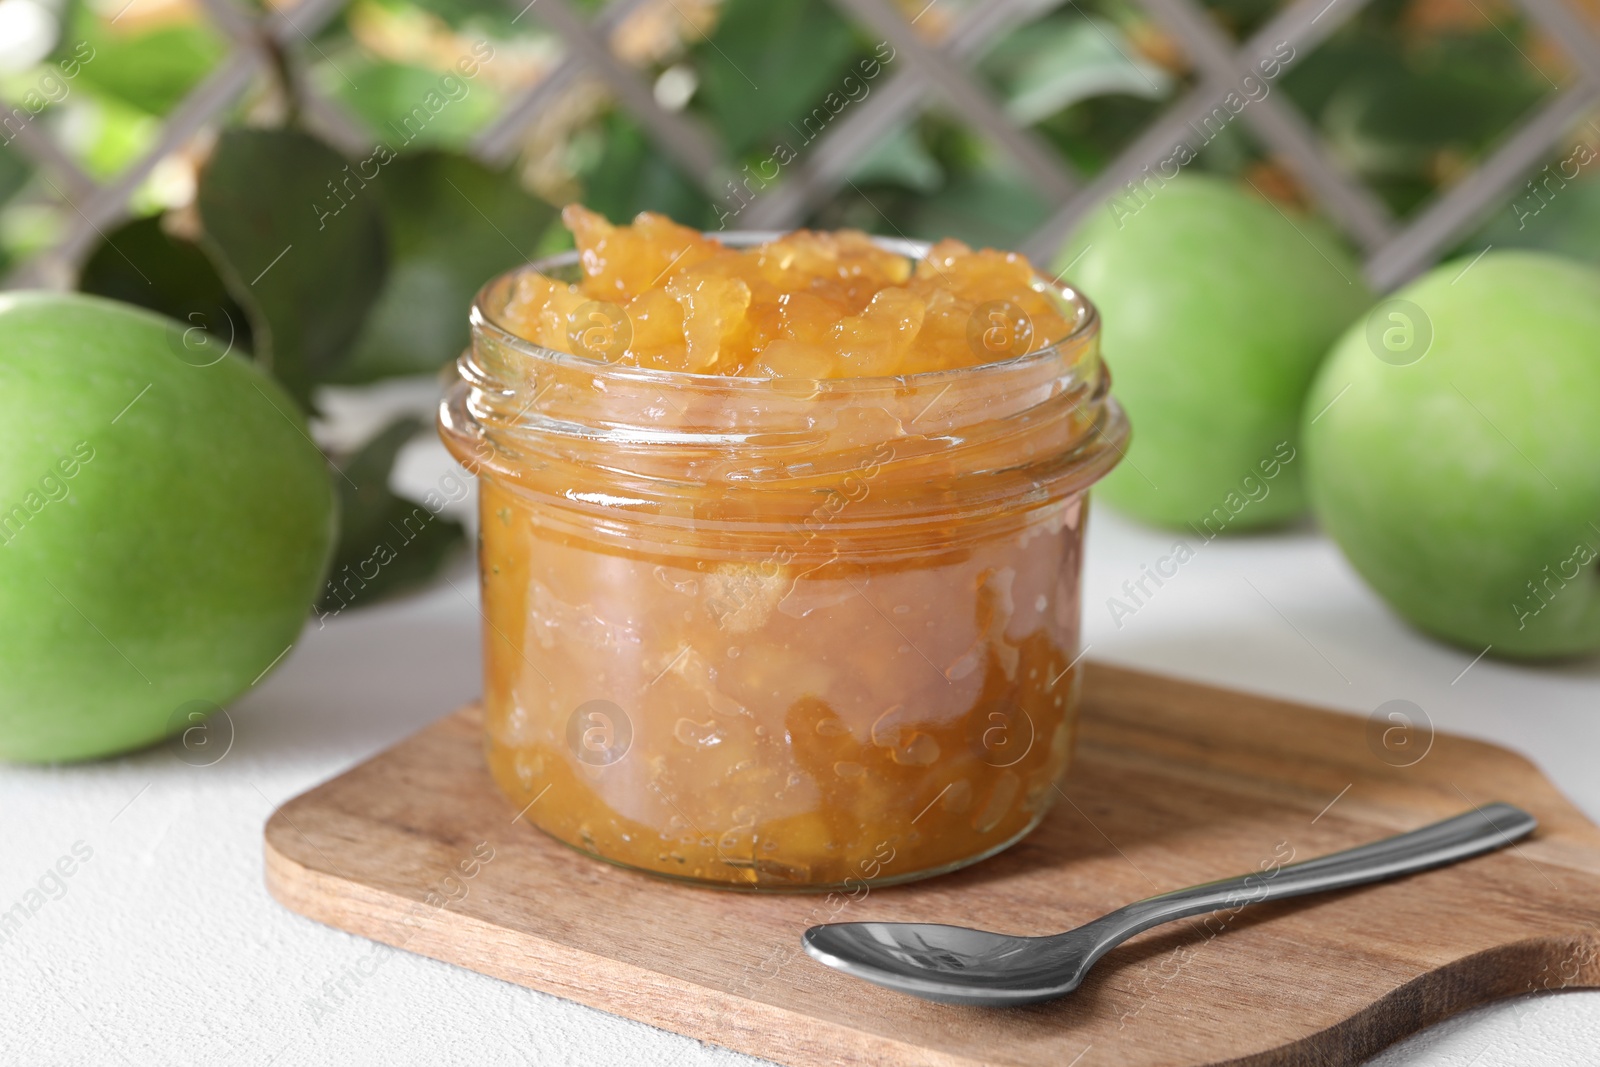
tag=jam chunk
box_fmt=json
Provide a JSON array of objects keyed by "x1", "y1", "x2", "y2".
[{"x1": 499, "y1": 206, "x2": 1076, "y2": 377}]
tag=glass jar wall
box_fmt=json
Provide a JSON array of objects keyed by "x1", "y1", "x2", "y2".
[{"x1": 439, "y1": 236, "x2": 1126, "y2": 890}]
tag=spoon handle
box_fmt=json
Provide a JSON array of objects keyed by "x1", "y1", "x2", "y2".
[{"x1": 1084, "y1": 802, "x2": 1536, "y2": 951}]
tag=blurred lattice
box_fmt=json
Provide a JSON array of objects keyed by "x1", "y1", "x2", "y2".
[{"x1": 2, "y1": 0, "x2": 1598, "y2": 292}]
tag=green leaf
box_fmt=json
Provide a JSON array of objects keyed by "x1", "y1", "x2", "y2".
[
  {"x1": 317, "y1": 416, "x2": 464, "y2": 615},
  {"x1": 70, "y1": 14, "x2": 228, "y2": 116},
  {"x1": 322, "y1": 59, "x2": 502, "y2": 153},
  {"x1": 197, "y1": 128, "x2": 389, "y2": 407},
  {"x1": 77, "y1": 214, "x2": 255, "y2": 359},
  {"x1": 695, "y1": 0, "x2": 864, "y2": 156},
  {"x1": 579, "y1": 111, "x2": 718, "y2": 228},
  {"x1": 985, "y1": 17, "x2": 1171, "y2": 126},
  {"x1": 0, "y1": 143, "x2": 30, "y2": 206},
  {"x1": 1466, "y1": 175, "x2": 1600, "y2": 267},
  {"x1": 1285, "y1": 28, "x2": 1548, "y2": 214},
  {"x1": 1034, "y1": 91, "x2": 1167, "y2": 175},
  {"x1": 1321, "y1": 68, "x2": 1538, "y2": 177},
  {"x1": 847, "y1": 126, "x2": 943, "y2": 193},
  {"x1": 907, "y1": 162, "x2": 1050, "y2": 250},
  {"x1": 337, "y1": 151, "x2": 556, "y2": 381}
]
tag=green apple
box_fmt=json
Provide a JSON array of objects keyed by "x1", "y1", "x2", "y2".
[
  {"x1": 0, "y1": 292, "x2": 336, "y2": 761},
  {"x1": 1304, "y1": 251, "x2": 1600, "y2": 658},
  {"x1": 1059, "y1": 174, "x2": 1371, "y2": 530}
]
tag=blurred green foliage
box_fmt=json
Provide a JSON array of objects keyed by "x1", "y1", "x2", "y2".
[
  {"x1": 1463, "y1": 168, "x2": 1600, "y2": 261},
  {"x1": 339, "y1": 151, "x2": 555, "y2": 380},
  {"x1": 78, "y1": 214, "x2": 255, "y2": 355},
  {"x1": 12, "y1": 0, "x2": 1593, "y2": 290},
  {"x1": 69, "y1": 11, "x2": 228, "y2": 116},
  {"x1": 1282, "y1": 4, "x2": 1552, "y2": 214},
  {"x1": 984, "y1": 17, "x2": 1171, "y2": 127},
  {"x1": 196, "y1": 128, "x2": 390, "y2": 406},
  {"x1": 326, "y1": 60, "x2": 502, "y2": 151},
  {"x1": 694, "y1": 0, "x2": 866, "y2": 156},
  {"x1": 318, "y1": 415, "x2": 465, "y2": 614},
  {"x1": 578, "y1": 111, "x2": 721, "y2": 230}
]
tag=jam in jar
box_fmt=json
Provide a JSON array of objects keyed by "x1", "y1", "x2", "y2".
[{"x1": 439, "y1": 211, "x2": 1126, "y2": 889}]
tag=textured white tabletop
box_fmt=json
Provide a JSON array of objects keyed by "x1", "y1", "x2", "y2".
[{"x1": 3, "y1": 430, "x2": 1598, "y2": 1067}]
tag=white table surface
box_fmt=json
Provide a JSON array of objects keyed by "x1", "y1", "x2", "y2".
[{"x1": 4, "y1": 425, "x2": 1599, "y2": 1067}]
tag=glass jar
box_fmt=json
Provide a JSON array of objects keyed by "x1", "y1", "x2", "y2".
[{"x1": 439, "y1": 235, "x2": 1127, "y2": 891}]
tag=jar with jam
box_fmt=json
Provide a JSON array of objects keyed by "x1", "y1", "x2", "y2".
[{"x1": 439, "y1": 208, "x2": 1127, "y2": 890}]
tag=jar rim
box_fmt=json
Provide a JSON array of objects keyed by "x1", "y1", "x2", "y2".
[
  {"x1": 468, "y1": 231, "x2": 1100, "y2": 390},
  {"x1": 445, "y1": 229, "x2": 1127, "y2": 551}
]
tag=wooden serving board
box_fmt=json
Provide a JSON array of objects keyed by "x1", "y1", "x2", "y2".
[{"x1": 264, "y1": 663, "x2": 1600, "y2": 1066}]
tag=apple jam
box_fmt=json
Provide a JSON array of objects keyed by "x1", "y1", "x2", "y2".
[
  {"x1": 502, "y1": 205, "x2": 1077, "y2": 377},
  {"x1": 439, "y1": 221, "x2": 1127, "y2": 890}
]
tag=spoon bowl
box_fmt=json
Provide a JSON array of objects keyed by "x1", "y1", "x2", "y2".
[{"x1": 803, "y1": 922, "x2": 1095, "y2": 1006}]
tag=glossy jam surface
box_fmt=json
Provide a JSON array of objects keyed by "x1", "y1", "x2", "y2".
[
  {"x1": 499, "y1": 205, "x2": 1075, "y2": 377},
  {"x1": 445, "y1": 227, "x2": 1123, "y2": 890}
]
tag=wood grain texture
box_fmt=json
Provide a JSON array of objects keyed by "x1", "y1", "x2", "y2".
[{"x1": 264, "y1": 663, "x2": 1600, "y2": 1066}]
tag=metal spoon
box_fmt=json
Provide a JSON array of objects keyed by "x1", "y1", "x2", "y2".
[{"x1": 803, "y1": 802, "x2": 1536, "y2": 1006}]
